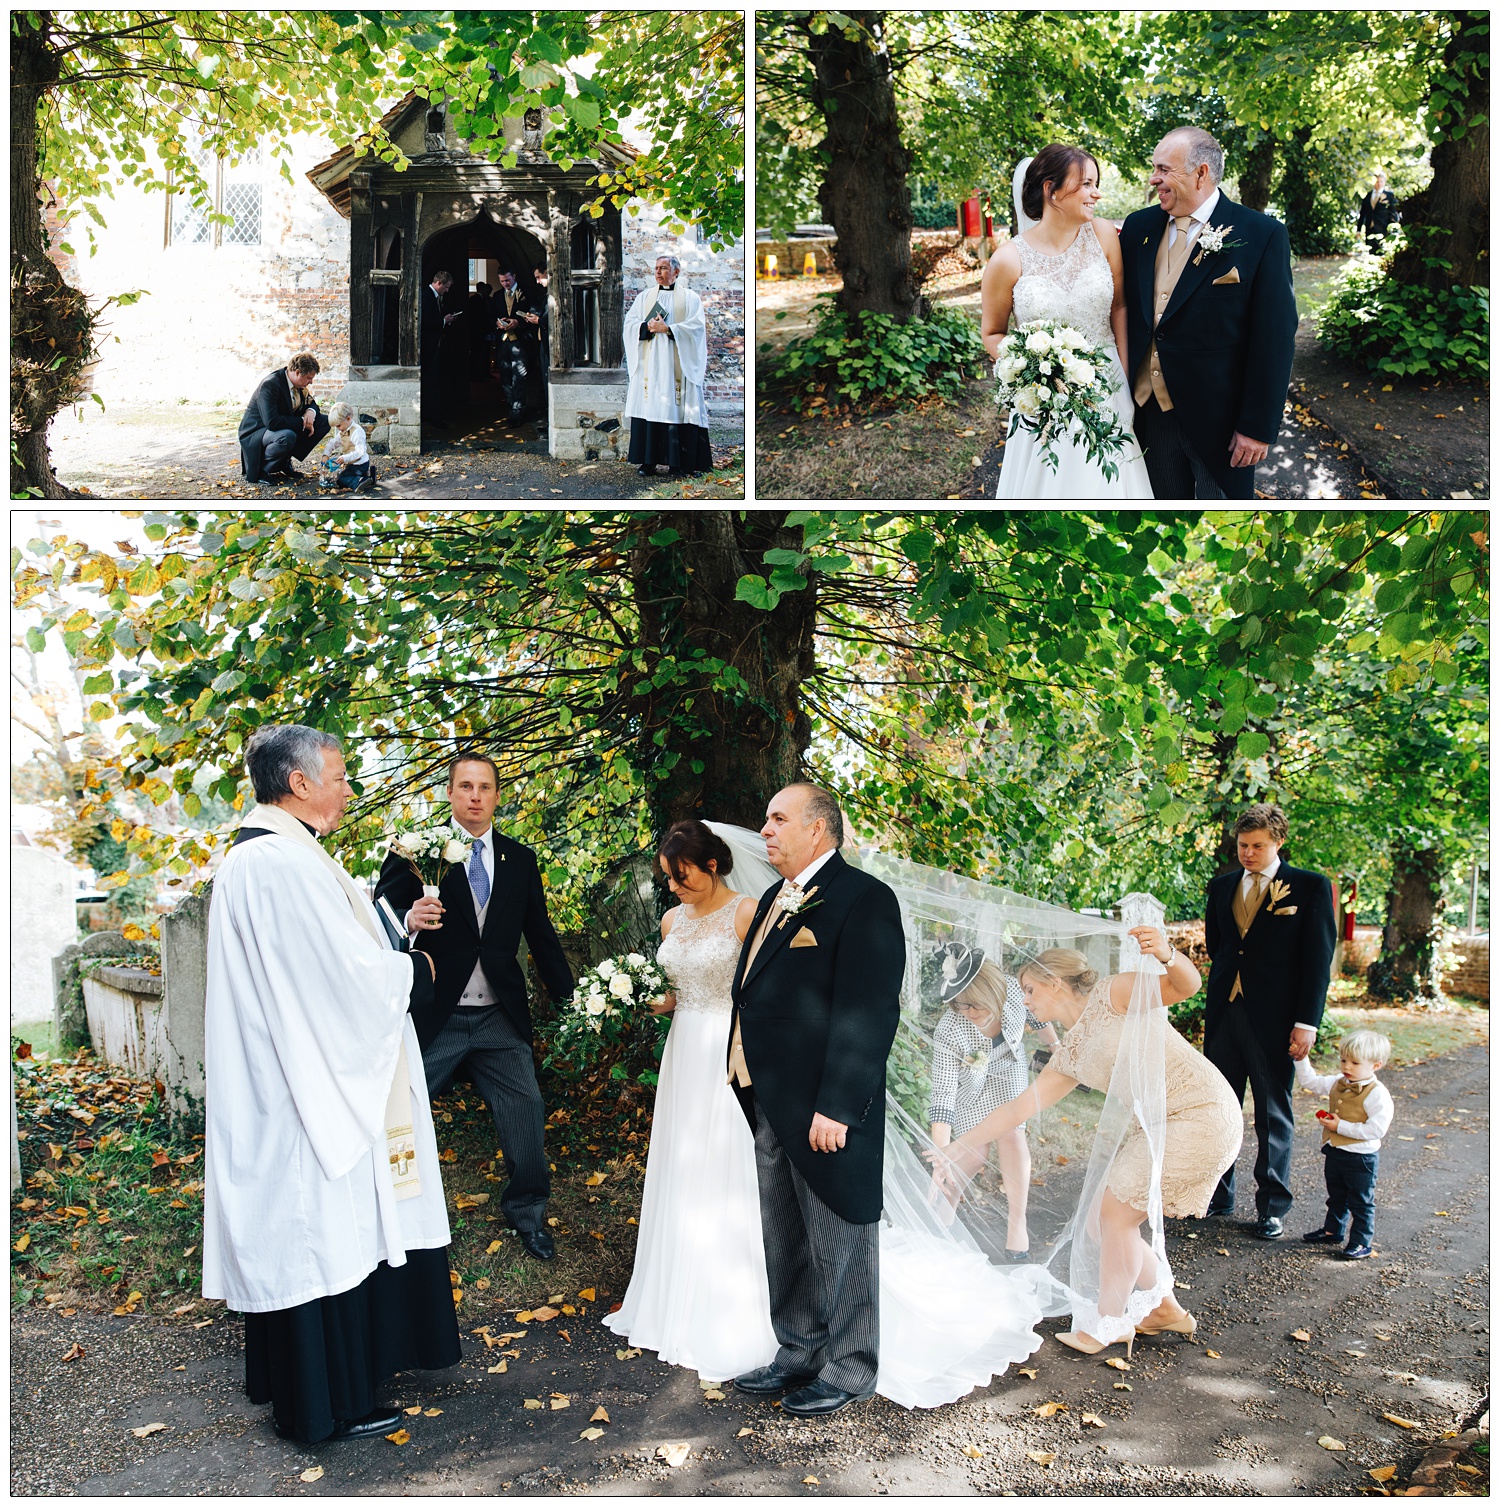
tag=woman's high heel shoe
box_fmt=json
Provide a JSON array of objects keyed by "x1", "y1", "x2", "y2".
[
  {"x1": 1135, "y1": 1310, "x2": 1197, "y2": 1339},
  {"x1": 1055, "y1": 1327, "x2": 1135, "y2": 1360}
]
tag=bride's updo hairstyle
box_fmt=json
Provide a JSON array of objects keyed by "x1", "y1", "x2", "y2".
[
  {"x1": 1021, "y1": 144, "x2": 1101, "y2": 223},
  {"x1": 1017, "y1": 946, "x2": 1100, "y2": 998},
  {"x1": 658, "y1": 819, "x2": 734, "y2": 885}
]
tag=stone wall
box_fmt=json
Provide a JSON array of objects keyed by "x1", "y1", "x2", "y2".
[{"x1": 1441, "y1": 935, "x2": 1489, "y2": 1002}]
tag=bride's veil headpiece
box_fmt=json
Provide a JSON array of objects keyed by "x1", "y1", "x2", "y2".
[
  {"x1": 1013, "y1": 156, "x2": 1038, "y2": 234},
  {"x1": 705, "y1": 822, "x2": 1173, "y2": 1344}
]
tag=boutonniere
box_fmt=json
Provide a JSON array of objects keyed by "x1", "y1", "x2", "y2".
[
  {"x1": 1193, "y1": 223, "x2": 1248, "y2": 266},
  {"x1": 1265, "y1": 878, "x2": 1293, "y2": 912},
  {"x1": 775, "y1": 884, "x2": 822, "y2": 924}
]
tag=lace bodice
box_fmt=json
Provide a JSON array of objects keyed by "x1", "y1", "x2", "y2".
[
  {"x1": 656, "y1": 899, "x2": 743, "y2": 1016},
  {"x1": 1011, "y1": 222, "x2": 1116, "y2": 352}
]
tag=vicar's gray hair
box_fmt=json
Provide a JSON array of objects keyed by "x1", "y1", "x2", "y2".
[
  {"x1": 1167, "y1": 127, "x2": 1225, "y2": 185},
  {"x1": 246, "y1": 724, "x2": 343, "y2": 801},
  {"x1": 655, "y1": 253, "x2": 681, "y2": 273},
  {"x1": 790, "y1": 782, "x2": 845, "y2": 848}
]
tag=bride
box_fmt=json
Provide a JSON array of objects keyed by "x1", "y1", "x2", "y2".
[
  {"x1": 606, "y1": 817, "x2": 1199, "y2": 1407},
  {"x1": 985, "y1": 145, "x2": 1154, "y2": 499}
]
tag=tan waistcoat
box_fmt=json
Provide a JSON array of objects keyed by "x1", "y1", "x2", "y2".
[
  {"x1": 1227, "y1": 873, "x2": 1266, "y2": 1001},
  {"x1": 1324, "y1": 1077, "x2": 1377, "y2": 1149},
  {"x1": 726, "y1": 902, "x2": 780, "y2": 1088},
  {"x1": 1132, "y1": 226, "x2": 1196, "y2": 410}
]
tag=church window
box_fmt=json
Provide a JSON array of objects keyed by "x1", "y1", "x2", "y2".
[{"x1": 167, "y1": 140, "x2": 263, "y2": 248}]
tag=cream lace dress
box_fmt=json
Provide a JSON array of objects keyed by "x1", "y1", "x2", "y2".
[
  {"x1": 603, "y1": 900, "x2": 778, "y2": 1381},
  {"x1": 996, "y1": 221, "x2": 1154, "y2": 500},
  {"x1": 1050, "y1": 977, "x2": 1243, "y2": 1218}
]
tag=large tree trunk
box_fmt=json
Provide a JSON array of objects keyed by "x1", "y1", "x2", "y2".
[
  {"x1": 1389, "y1": 11, "x2": 1489, "y2": 291},
  {"x1": 1238, "y1": 133, "x2": 1275, "y2": 213},
  {"x1": 11, "y1": 14, "x2": 87, "y2": 499},
  {"x1": 799, "y1": 11, "x2": 917, "y2": 322},
  {"x1": 1367, "y1": 838, "x2": 1445, "y2": 1002},
  {"x1": 630, "y1": 511, "x2": 818, "y2": 834}
]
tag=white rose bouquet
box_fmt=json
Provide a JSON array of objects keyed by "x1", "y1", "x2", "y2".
[
  {"x1": 387, "y1": 820, "x2": 472, "y2": 895},
  {"x1": 993, "y1": 319, "x2": 1131, "y2": 480},
  {"x1": 548, "y1": 949, "x2": 673, "y2": 1078}
]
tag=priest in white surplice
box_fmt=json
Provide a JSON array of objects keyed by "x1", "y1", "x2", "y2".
[
  {"x1": 203, "y1": 724, "x2": 459, "y2": 1443},
  {"x1": 624, "y1": 252, "x2": 714, "y2": 476}
]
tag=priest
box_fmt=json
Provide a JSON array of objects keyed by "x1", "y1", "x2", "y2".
[
  {"x1": 203, "y1": 724, "x2": 459, "y2": 1443},
  {"x1": 623, "y1": 253, "x2": 713, "y2": 476}
]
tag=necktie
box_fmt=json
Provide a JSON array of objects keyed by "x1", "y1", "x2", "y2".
[
  {"x1": 1171, "y1": 214, "x2": 1195, "y2": 268},
  {"x1": 468, "y1": 838, "x2": 491, "y2": 909},
  {"x1": 1246, "y1": 871, "x2": 1267, "y2": 909}
]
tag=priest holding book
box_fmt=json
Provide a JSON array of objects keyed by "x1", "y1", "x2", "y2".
[
  {"x1": 203, "y1": 724, "x2": 459, "y2": 1444},
  {"x1": 624, "y1": 252, "x2": 713, "y2": 476}
]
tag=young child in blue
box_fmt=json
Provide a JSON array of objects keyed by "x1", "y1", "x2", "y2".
[
  {"x1": 1295, "y1": 1028, "x2": 1394, "y2": 1260},
  {"x1": 318, "y1": 402, "x2": 376, "y2": 492}
]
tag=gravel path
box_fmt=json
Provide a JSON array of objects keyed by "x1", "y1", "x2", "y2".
[{"x1": 11, "y1": 1045, "x2": 1486, "y2": 1497}]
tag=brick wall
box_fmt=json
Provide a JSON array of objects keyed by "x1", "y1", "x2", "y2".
[{"x1": 1441, "y1": 935, "x2": 1489, "y2": 1002}]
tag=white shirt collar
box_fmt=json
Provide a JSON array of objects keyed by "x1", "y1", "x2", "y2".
[
  {"x1": 453, "y1": 820, "x2": 492, "y2": 859},
  {"x1": 1190, "y1": 187, "x2": 1221, "y2": 228},
  {"x1": 793, "y1": 848, "x2": 837, "y2": 889},
  {"x1": 1243, "y1": 855, "x2": 1281, "y2": 887}
]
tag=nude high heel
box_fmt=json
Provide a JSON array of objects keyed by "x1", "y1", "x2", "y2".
[
  {"x1": 1135, "y1": 1309, "x2": 1197, "y2": 1339},
  {"x1": 1055, "y1": 1326, "x2": 1135, "y2": 1360}
]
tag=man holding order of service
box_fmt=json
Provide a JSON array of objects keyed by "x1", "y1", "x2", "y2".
[{"x1": 202, "y1": 724, "x2": 459, "y2": 1443}]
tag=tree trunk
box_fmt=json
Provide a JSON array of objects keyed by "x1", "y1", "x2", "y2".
[
  {"x1": 798, "y1": 11, "x2": 918, "y2": 322},
  {"x1": 1367, "y1": 838, "x2": 1445, "y2": 1002},
  {"x1": 10, "y1": 14, "x2": 86, "y2": 499},
  {"x1": 1388, "y1": 11, "x2": 1489, "y2": 291},
  {"x1": 629, "y1": 511, "x2": 818, "y2": 835},
  {"x1": 1239, "y1": 133, "x2": 1275, "y2": 213}
]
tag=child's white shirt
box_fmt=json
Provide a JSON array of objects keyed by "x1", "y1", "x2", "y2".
[
  {"x1": 1294, "y1": 1056, "x2": 1394, "y2": 1152},
  {"x1": 324, "y1": 423, "x2": 370, "y2": 467}
]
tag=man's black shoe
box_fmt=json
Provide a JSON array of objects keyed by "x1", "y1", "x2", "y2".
[
  {"x1": 518, "y1": 1228, "x2": 555, "y2": 1260},
  {"x1": 733, "y1": 1364, "x2": 818, "y2": 1398},
  {"x1": 277, "y1": 1407, "x2": 401, "y2": 1441},
  {"x1": 1303, "y1": 1227, "x2": 1344, "y2": 1244},
  {"x1": 780, "y1": 1379, "x2": 876, "y2": 1418},
  {"x1": 1254, "y1": 1215, "x2": 1285, "y2": 1240},
  {"x1": 1339, "y1": 1243, "x2": 1374, "y2": 1261}
]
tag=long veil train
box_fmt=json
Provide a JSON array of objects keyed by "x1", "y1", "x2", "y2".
[{"x1": 706, "y1": 823, "x2": 1172, "y2": 1407}]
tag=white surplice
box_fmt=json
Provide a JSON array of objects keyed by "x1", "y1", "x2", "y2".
[
  {"x1": 623, "y1": 283, "x2": 708, "y2": 428},
  {"x1": 202, "y1": 826, "x2": 450, "y2": 1313}
]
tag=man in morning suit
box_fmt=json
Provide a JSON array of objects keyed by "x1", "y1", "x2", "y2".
[
  {"x1": 420, "y1": 269, "x2": 459, "y2": 429},
  {"x1": 237, "y1": 352, "x2": 330, "y2": 485},
  {"x1": 375, "y1": 751, "x2": 575, "y2": 1261},
  {"x1": 1121, "y1": 127, "x2": 1298, "y2": 499},
  {"x1": 727, "y1": 784, "x2": 905, "y2": 1419},
  {"x1": 1202, "y1": 803, "x2": 1337, "y2": 1240}
]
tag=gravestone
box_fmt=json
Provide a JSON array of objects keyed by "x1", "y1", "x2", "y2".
[{"x1": 11, "y1": 845, "x2": 79, "y2": 1030}]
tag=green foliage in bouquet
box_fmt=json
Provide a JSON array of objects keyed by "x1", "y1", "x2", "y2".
[
  {"x1": 763, "y1": 295, "x2": 989, "y2": 410},
  {"x1": 543, "y1": 952, "x2": 671, "y2": 1085}
]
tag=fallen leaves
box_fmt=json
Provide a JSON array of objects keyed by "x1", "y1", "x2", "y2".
[
  {"x1": 486, "y1": 1240, "x2": 502, "y2": 1254},
  {"x1": 961, "y1": 1443, "x2": 984, "y2": 1458},
  {"x1": 590, "y1": 1406, "x2": 610, "y2": 1423},
  {"x1": 1104, "y1": 1357, "x2": 1131, "y2": 1372},
  {"x1": 61, "y1": 1343, "x2": 85, "y2": 1362},
  {"x1": 454, "y1": 1192, "x2": 490, "y2": 1210},
  {"x1": 550, "y1": 1394, "x2": 571, "y2": 1410},
  {"x1": 1017, "y1": 1367, "x2": 1038, "y2": 1380},
  {"x1": 1034, "y1": 1401, "x2": 1068, "y2": 1417},
  {"x1": 802, "y1": 1475, "x2": 819, "y2": 1485},
  {"x1": 579, "y1": 1288, "x2": 596, "y2": 1302},
  {"x1": 658, "y1": 1442, "x2": 691, "y2": 1468},
  {"x1": 703, "y1": 1388, "x2": 726, "y2": 1401},
  {"x1": 1291, "y1": 1329, "x2": 1312, "y2": 1343},
  {"x1": 579, "y1": 1427, "x2": 605, "y2": 1441},
  {"x1": 1205, "y1": 1349, "x2": 1222, "y2": 1359},
  {"x1": 530, "y1": 1305, "x2": 560, "y2": 1322},
  {"x1": 584, "y1": 1172, "x2": 608, "y2": 1187},
  {"x1": 299, "y1": 1466, "x2": 324, "y2": 1483},
  {"x1": 737, "y1": 1427, "x2": 754, "y2": 1437},
  {"x1": 404, "y1": 1405, "x2": 423, "y2": 1416},
  {"x1": 488, "y1": 1360, "x2": 508, "y2": 1374},
  {"x1": 1384, "y1": 1413, "x2": 1422, "y2": 1430},
  {"x1": 1081, "y1": 1413, "x2": 1107, "y2": 1428},
  {"x1": 385, "y1": 1428, "x2": 410, "y2": 1445},
  {"x1": 1369, "y1": 1466, "x2": 1398, "y2": 1483},
  {"x1": 523, "y1": 1399, "x2": 543, "y2": 1411},
  {"x1": 616, "y1": 1348, "x2": 642, "y2": 1361},
  {"x1": 1113, "y1": 1382, "x2": 1132, "y2": 1391},
  {"x1": 1319, "y1": 1436, "x2": 1347, "y2": 1451},
  {"x1": 130, "y1": 1422, "x2": 166, "y2": 1438},
  {"x1": 1026, "y1": 1450, "x2": 1057, "y2": 1466}
]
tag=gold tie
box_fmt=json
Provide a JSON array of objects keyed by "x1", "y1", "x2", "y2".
[{"x1": 1172, "y1": 215, "x2": 1195, "y2": 270}]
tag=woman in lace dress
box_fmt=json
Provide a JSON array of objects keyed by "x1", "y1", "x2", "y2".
[
  {"x1": 603, "y1": 822, "x2": 778, "y2": 1380},
  {"x1": 982, "y1": 144, "x2": 1154, "y2": 498},
  {"x1": 938, "y1": 930, "x2": 1241, "y2": 1358}
]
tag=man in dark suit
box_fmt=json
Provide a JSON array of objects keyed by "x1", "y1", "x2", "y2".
[
  {"x1": 420, "y1": 270, "x2": 458, "y2": 431},
  {"x1": 1203, "y1": 803, "x2": 1337, "y2": 1240},
  {"x1": 238, "y1": 353, "x2": 330, "y2": 485},
  {"x1": 492, "y1": 269, "x2": 541, "y2": 421},
  {"x1": 1122, "y1": 127, "x2": 1298, "y2": 499},
  {"x1": 727, "y1": 784, "x2": 904, "y2": 1419},
  {"x1": 1357, "y1": 173, "x2": 1400, "y2": 254},
  {"x1": 374, "y1": 752, "x2": 575, "y2": 1261}
]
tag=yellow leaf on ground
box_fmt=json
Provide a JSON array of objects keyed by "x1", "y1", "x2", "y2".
[
  {"x1": 532, "y1": 1305, "x2": 559, "y2": 1321},
  {"x1": 580, "y1": 1427, "x2": 605, "y2": 1441},
  {"x1": 299, "y1": 1465, "x2": 324, "y2": 1482},
  {"x1": 14, "y1": 1235, "x2": 29, "y2": 1252},
  {"x1": 516, "y1": 1310, "x2": 534, "y2": 1323},
  {"x1": 1113, "y1": 1383, "x2": 1132, "y2": 1391},
  {"x1": 802, "y1": 1476, "x2": 819, "y2": 1485},
  {"x1": 523, "y1": 1399, "x2": 543, "y2": 1410},
  {"x1": 550, "y1": 1397, "x2": 571, "y2": 1410},
  {"x1": 1370, "y1": 1466, "x2": 1398, "y2": 1482},
  {"x1": 1104, "y1": 1357, "x2": 1131, "y2": 1371},
  {"x1": 658, "y1": 1443, "x2": 691, "y2": 1468},
  {"x1": 560, "y1": 1303, "x2": 575, "y2": 1314},
  {"x1": 385, "y1": 1429, "x2": 410, "y2": 1445},
  {"x1": 1206, "y1": 1350, "x2": 1222, "y2": 1359},
  {"x1": 423, "y1": 1408, "x2": 442, "y2": 1417},
  {"x1": 61, "y1": 1343, "x2": 85, "y2": 1362},
  {"x1": 1081, "y1": 1413, "x2": 1107, "y2": 1428},
  {"x1": 1375, "y1": 1333, "x2": 1393, "y2": 1341},
  {"x1": 591, "y1": 1406, "x2": 610, "y2": 1422},
  {"x1": 617, "y1": 1348, "x2": 641, "y2": 1360},
  {"x1": 1026, "y1": 1451, "x2": 1056, "y2": 1466},
  {"x1": 1291, "y1": 1329, "x2": 1312, "y2": 1343},
  {"x1": 486, "y1": 1240, "x2": 502, "y2": 1254},
  {"x1": 130, "y1": 1422, "x2": 166, "y2": 1438},
  {"x1": 737, "y1": 1427, "x2": 753, "y2": 1437},
  {"x1": 488, "y1": 1360, "x2": 508, "y2": 1374},
  {"x1": 1034, "y1": 1401, "x2": 1068, "y2": 1417},
  {"x1": 454, "y1": 1193, "x2": 490, "y2": 1210},
  {"x1": 962, "y1": 1444, "x2": 984, "y2": 1457},
  {"x1": 579, "y1": 1288, "x2": 596, "y2": 1301},
  {"x1": 584, "y1": 1172, "x2": 608, "y2": 1186},
  {"x1": 1319, "y1": 1436, "x2": 1346, "y2": 1451},
  {"x1": 1384, "y1": 1413, "x2": 1421, "y2": 1429},
  {"x1": 193, "y1": 1319, "x2": 213, "y2": 1329},
  {"x1": 1018, "y1": 1367, "x2": 1038, "y2": 1379},
  {"x1": 548, "y1": 1293, "x2": 564, "y2": 1303},
  {"x1": 403, "y1": 1405, "x2": 422, "y2": 1415}
]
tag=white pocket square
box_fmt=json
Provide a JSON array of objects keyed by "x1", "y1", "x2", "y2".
[
  {"x1": 789, "y1": 927, "x2": 818, "y2": 949},
  {"x1": 1212, "y1": 267, "x2": 1241, "y2": 286},
  {"x1": 1273, "y1": 905, "x2": 1298, "y2": 915}
]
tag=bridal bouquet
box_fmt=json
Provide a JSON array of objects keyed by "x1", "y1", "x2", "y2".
[
  {"x1": 993, "y1": 320, "x2": 1131, "y2": 480},
  {"x1": 387, "y1": 820, "x2": 470, "y2": 894},
  {"x1": 549, "y1": 951, "x2": 673, "y2": 1076}
]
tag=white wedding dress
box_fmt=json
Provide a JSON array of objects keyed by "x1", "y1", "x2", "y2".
[
  {"x1": 606, "y1": 894, "x2": 1054, "y2": 1406},
  {"x1": 996, "y1": 220, "x2": 1154, "y2": 500}
]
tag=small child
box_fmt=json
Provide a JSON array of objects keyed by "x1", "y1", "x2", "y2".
[
  {"x1": 1296, "y1": 1028, "x2": 1394, "y2": 1260},
  {"x1": 319, "y1": 402, "x2": 376, "y2": 492}
]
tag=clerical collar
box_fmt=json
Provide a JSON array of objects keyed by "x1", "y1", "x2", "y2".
[{"x1": 661, "y1": 282, "x2": 676, "y2": 290}]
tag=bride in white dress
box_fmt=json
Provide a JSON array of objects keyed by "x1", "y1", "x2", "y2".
[
  {"x1": 986, "y1": 146, "x2": 1154, "y2": 499},
  {"x1": 606, "y1": 820, "x2": 1061, "y2": 1407}
]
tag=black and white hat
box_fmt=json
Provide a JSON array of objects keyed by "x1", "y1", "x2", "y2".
[{"x1": 934, "y1": 941, "x2": 984, "y2": 1004}]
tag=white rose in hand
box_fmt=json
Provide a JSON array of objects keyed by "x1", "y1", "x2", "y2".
[
  {"x1": 1024, "y1": 330, "x2": 1053, "y2": 355},
  {"x1": 1014, "y1": 385, "x2": 1044, "y2": 418},
  {"x1": 626, "y1": 952, "x2": 646, "y2": 968},
  {"x1": 585, "y1": 996, "x2": 607, "y2": 1017},
  {"x1": 609, "y1": 972, "x2": 634, "y2": 1000},
  {"x1": 597, "y1": 959, "x2": 617, "y2": 979},
  {"x1": 443, "y1": 838, "x2": 471, "y2": 863}
]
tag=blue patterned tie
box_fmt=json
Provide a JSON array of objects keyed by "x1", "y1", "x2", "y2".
[{"x1": 468, "y1": 838, "x2": 491, "y2": 909}]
